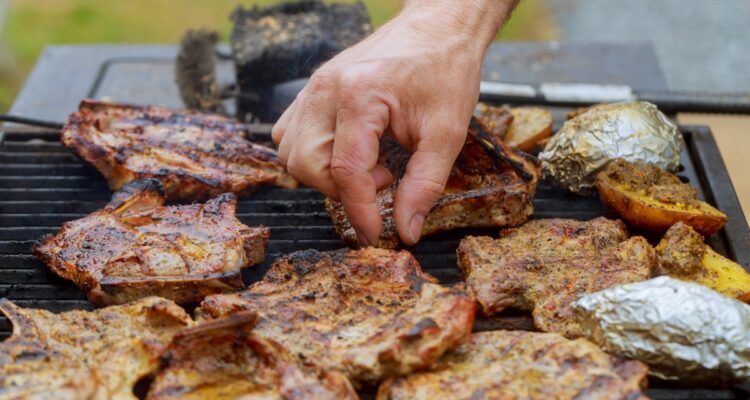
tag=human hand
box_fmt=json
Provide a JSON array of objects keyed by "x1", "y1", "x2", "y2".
[{"x1": 272, "y1": 0, "x2": 517, "y2": 246}]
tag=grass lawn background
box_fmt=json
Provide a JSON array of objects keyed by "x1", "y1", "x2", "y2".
[{"x1": 0, "y1": 0, "x2": 556, "y2": 111}]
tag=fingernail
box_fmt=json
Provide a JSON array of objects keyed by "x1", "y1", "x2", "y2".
[
  {"x1": 356, "y1": 230, "x2": 371, "y2": 247},
  {"x1": 408, "y1": 214, "x2": 425, "y2": 244}
]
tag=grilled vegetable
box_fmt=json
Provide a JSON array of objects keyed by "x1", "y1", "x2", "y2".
[
  {"x1": 504, "y1": 106, "x2": 553, "y2": 152},
  {"x1": 596, "y1": 159, "x2": 727, "y2": 235},
  {"x1": 475, "y1": 104, "x2": 553, "y2": 152},
  {"x1": 656, "y1": 221, "x2": 750, "y2": 302}
]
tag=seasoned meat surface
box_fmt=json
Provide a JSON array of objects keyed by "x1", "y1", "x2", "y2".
[
  {"x1": 325, "y1": 117, "x2": 539, "y2": 248},
  {"x1": 148, "y1": 312, "x2": 358, "y2": 400},
  {"x1": 458, "y1": 217, "x2": 655, "y2": 337},
  {"x1": 196, "y1": 248, "x2": 476, "y2": 384},
  {"x1": 0, "y1": 297, "x2": 192, "y2": 400},
  {"x1": 601, "y1": 159, "x2": 698, "y2": 206},
  {"x1": 34, "y1": 179, "x2": 269, "y2": 306},
  {"x1": 376, "y1": 331, "x2": 649, "y2": 400},
  {"x1": 655, "y1": 221, "x2": 706, "y2": 276},
  {"x1": 62, "y1": 99, "x2": 296, "y2": 201}
]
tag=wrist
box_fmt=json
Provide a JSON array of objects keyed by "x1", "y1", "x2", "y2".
[{"x1": 399, "y1": 0, "x2": 517, "y2": 58}]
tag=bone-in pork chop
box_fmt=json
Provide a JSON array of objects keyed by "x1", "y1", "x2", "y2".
[
  {"x1": 196, "y1": 248, "x2": 475, "y2": 384},
  {"x1": 377, "y1": 330, "x2": 649, "y2": 400},
  {"x1": 325, "y1": 117, "x2": 539, "y2": 248},
  {"x1": 62, "y1": 99, "x2": 296, "y2": 201},
  {"x1": 457, "y1": 217, "x2": 655, "y2": 338},
  {"x1": 0, "y1": 297, "x2": 192, "y2": 400},
  {"x1": 147, "y1": 311, "x2": 358, "y2": 400}
]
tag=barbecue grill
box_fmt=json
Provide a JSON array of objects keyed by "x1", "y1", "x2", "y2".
[
  {"x1": 1, "y1": 123, "x2": 748, "y2": 398},
  {"x1": 1, "y1": 44, "x2": 750, "y2": 399}
]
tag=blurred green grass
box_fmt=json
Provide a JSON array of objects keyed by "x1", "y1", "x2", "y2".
[{"x1": 0, "y1": 0, "x2": 555, "y2": 111}]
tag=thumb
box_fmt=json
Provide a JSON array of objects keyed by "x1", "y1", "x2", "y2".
[{"x1": 393, "y1": 131, "x2": 464, "y2": 245}]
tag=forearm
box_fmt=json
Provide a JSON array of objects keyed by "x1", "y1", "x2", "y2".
[{"x1": 400, "y1": 0, "x2": 519, "y2": 57}]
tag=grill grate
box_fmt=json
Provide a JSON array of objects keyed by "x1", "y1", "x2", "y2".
[{"x1": 0, "y1": 126, "x2": 748, "y2": 399}]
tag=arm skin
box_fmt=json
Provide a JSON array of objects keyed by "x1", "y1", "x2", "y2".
[{"x1": 272, "y1": 0, "x2": 519, "y2": 246}]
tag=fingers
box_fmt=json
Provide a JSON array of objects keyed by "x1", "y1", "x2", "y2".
[
  {"x1": 274, "y1": 72, "x2": 340, "y2": 198},
  {"x1": 393, "y1": 129, "x2": 465, "y2": 245},
  {"x1": 372, "y1": 164, "x2": 394, "y2": 190},
  {"x1": 331, "y1": 97, "x2": 390, "y2": 246},
  {"x1": 271, "y1": 96, "x2": 297, "y2": 145}
]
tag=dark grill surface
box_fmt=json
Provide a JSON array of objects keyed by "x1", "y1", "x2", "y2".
[{"x1": 0, "y1": 126, "x2": 748, "y2": 399}]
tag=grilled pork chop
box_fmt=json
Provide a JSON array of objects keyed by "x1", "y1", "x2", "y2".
[
  {"x1": 148, "y1": 311, "x2": 358, "y2": 400},
  {"x1": 377, "y1": 331, "x2": 649, "y2": 400},
  {"x1": 457, "y1": 217, "x2": 655, "y2": 338},
  {"x1": 0, "y1": 297, "x2": 192, "y2": 400},
  {"x1": 62, "y1": 99, "x2": 296, "y2": 201},
  {"x1": 196, "y1": 248, "x2": 476, "y2": 384},
  {"x1": 325, "y1": 117, "x2": 539, "y2": 248},
  {"x1": 34, "y1": 179, "x2": 269, "y2": 306}
]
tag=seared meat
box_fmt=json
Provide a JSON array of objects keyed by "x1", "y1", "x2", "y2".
[
  {"x1": 655, "y1": 221, "x2": 706, "y2": 276},
  {"x1": 325, "y1": 117, "x2": 539, "y2": 248},
  {"x1": 0, "y1": 297, "x2": 192, "y2": 400},
  {"x1": 376, "y1": 331, "x2": 649, "y2": 400},
  {"x1": 148, "y1": 311, "x2": 358, "y2": 400},
  {"x1": 196, "y1": 248, "x2": 475, "y2": 384},
  {"x1": 62, "y1": 99, "x2": 296, "y2": 201},
  {"x1": 34, "y1": 179, "x2": 269, "y2": 306},
  {"x1": 457, "y1": 217, "x2": 655, "y2": 338}
]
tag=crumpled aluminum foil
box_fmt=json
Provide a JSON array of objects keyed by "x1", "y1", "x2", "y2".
[
  {"x1": 572, "y1": 276, "x2": 750, "y2": 386},
  {"x1": 539, "y1": 101, "x2": 684, "y2": 195}
]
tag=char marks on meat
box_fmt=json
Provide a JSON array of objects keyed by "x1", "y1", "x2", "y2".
[
  {"x1": 325, "y1": 117, "x2": 539, "y2": 248},
  {"x1": 457, "y1": 217, "x2": 655, "y2": 338},
  {"x1": 148, "y1": 311, "x2": 358, "y2": 400},
  {"x1": 196, "y1": 248, "x2": 476, "y2": 384},
  {"x1": 34, "y1": 179, "x2": 269, "y2": 306},
  {"x1": 376, "y1": 331, "x2": 649, "y2": 400},
  {"x1": 0, "y1": 297, "x2": 192, "y2": 400},
  {"x1": 62, "y1": 99, "x2": 296, "y2": 201}
]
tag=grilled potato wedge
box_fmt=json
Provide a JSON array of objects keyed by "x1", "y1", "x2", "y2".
[
  {"x1": 475, "y1": 104, "x2": 553, "y2": 152},
  {"x1": 596, "y1": 159, "x2": 727, "y2": 235},
  {"x1": 700, "y1": 248, "x2": 750, "y2": 302},
  {"x1": 505, "y1": 107, "x2": 553, "y2": 152},
  {"x1": 656, "y1": 222, "x2": 750, "y2": 302}
]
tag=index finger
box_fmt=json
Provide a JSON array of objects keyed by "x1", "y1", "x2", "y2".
[{"x1": 330, "y1": 99, "x2": 390, "y2": 246}]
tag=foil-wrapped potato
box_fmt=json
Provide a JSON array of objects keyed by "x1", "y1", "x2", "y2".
[
  {"x1": 539, "y1": 101, "x2": 684, "y2": 195},
  {"x1": 573, "y1": 276, "x2": 750, "y2": 386}
]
